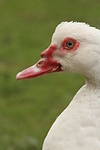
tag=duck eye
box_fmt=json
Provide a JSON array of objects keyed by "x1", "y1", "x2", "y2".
[{"x1": 65, "y1": 41, "x2": 74, "y2": 48}]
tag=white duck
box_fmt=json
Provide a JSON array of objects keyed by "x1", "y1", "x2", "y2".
[{"x1": 16, "y1": 21, "x2": 100, "y2": 150}]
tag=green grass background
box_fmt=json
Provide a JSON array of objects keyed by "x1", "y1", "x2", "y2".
[{"x1": 0, "y1": 0, "x2": 100, "y2": 149}]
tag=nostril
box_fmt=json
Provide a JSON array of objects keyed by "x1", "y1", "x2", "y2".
[{"x1": 37, "y1": 60, "x2": 44, "y2": 67}]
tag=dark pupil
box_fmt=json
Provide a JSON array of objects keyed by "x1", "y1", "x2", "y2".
[{"x1": 67, "y1": 42, "x2": 73, "y2": 47}]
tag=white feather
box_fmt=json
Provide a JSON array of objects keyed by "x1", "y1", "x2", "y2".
[{"x1": 42, "y1": 22, "x2": 100, "y2": 150}]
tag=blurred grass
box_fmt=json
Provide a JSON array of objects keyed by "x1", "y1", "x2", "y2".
[{"x1": 0, "y1": 0, "x2": 100, "y2": 149}]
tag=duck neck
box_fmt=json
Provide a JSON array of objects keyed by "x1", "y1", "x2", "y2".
[{"x1": 86, "y1": 76, "x2": 100, "y2": 91}]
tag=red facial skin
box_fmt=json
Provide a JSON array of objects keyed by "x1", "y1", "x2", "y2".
[
  {"x1": 16, "y1": 37, "x2": 79, "y2": 80},
  {"x1": 38, "y1": 45, "x2": 59, "y2": 69}
]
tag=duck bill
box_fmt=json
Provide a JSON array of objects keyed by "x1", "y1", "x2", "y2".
[{"x1": 16, "y1": 58, "x2": 62, "y2": 80}]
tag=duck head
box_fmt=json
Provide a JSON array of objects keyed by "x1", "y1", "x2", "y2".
[{"x1": 16, "y1": 22, "x2": 100, "y2": 81}]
